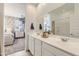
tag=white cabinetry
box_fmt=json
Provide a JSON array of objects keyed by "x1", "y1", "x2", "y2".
[
  {"x1": 35, "y1": 39, "x2": 42, "y2": 56},
  {"x1": 42, "y1": 48, "x2": 55, "y2": 56},
  {"x1": 42, "y1": 42, "x2": 71, "y2": 56},
  {"x1": 28, "y1": 36, "x2": 42, "y2": 56},
  {"x1": 29, "y1": 36, "x2": 35, "y2": 55},
  {"x1": 28, "y1": 35, "x2": 72, "y2": 56}
]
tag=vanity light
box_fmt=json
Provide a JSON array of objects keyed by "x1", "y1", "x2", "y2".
[
  {"x1": 30, "y1": 23, "x2": 34, "y2": 30},
  {"x1": 39, "y1": 24, "x2": 42, "y2": 30}
]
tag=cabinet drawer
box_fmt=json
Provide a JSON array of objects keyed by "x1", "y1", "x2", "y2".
[{"x1": 42, "y1": 42, "x2": 71, "y2": 56}]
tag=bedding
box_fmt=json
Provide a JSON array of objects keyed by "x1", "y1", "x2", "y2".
[{"x1": 4, "y1": 32, "x2": 14, "y2": 46}]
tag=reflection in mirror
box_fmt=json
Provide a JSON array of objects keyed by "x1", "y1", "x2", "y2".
[
  {"x1": 43, "y1": 3, "x2": 75, "y2": 38},
  {"x1": 43, "y1": 14, "x2": 51, "y2": 33},
  {"x1": 50, "y1": 3, "x2": 74, "y2": 37}
]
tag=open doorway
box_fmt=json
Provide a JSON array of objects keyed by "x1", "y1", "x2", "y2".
[
  {"x1": 4, "y1": 16, "x2": 25, "y2": 55},
  {"x1": 4, "y1": 3, "x2": 26, "y2": 56}
]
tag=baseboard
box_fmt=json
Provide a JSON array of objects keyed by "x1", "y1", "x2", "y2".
[{"x1": 27, "y1": 50, "x2": 33, "y2": 56}]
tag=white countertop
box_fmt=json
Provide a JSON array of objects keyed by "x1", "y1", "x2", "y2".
[{"x1": 28, "y1": 33, "x2": 79, "y2": 56}]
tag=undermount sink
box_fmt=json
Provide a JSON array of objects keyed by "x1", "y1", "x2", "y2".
[
  {"x1": 50, "y1": 36, "x2": 69, "y2": 42},
  {"x1": 61, "y1": 37, "x2": 69, "y2": 42},
  {"x1": 59, "y1": 37, "x2": 79, "y2": 44}
]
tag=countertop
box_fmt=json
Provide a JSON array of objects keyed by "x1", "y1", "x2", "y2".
[{"x1": 28, "y1": 33, "x2": 79, "y2": 56}]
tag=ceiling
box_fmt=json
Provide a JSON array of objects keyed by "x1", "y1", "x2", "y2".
[{"x1": 26, "y1": 3, "x2": 39, "y2": 7}]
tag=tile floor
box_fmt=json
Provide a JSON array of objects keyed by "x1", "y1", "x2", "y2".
[
  {"x1": 5, "y1": 38, "x2": 25, "y2": 55},
  {"x1": 7, "y1": 50, "x2": 32, "y2": 56}
]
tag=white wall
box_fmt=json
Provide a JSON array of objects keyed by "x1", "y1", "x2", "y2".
[
  {"x1": 0, "y1": 3, "x2": 4, "y2": 55},
  {"x1": 25, "y1": 4, "x2": 37, "y2": 33},
  {"x1": 37, "y1": 3, "x2": 65, "y2": 16},
  {"x1": 70, "y1": 4, "x2": 79, "y2": 38},
  {"x1": 4, "y1": 3, "x2": 26, "y2": 17},
  {"x1": 25, "y1": 4, "x2": 37, "y2": 50}
]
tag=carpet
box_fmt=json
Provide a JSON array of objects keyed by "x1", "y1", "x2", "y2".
[{"x1": 5, "y1": 38, "x2": 25, "y2": 55}]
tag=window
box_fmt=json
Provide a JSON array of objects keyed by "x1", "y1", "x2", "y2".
[
  {"x1": 14, "y1": 18, "x2": 25, "y2": 32},
  {"x1": 43, "y1": 14, "x2": 51, "y2": 32}
]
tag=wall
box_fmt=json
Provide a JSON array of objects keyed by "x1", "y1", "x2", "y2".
[
  {"x1": 0, "y1": 3, "x2": 4, "y2": 55},
  {"x1": 70, "y1": 4, "x2": 79, "y2": 38},
  {"x1": 4, "y1": 3, "x2": 26, "y2": 17},
  {"x1": 25, "y1": 4, "x2": 37, "y2": 33},
  {"x1": 4, "y1": 16, "x2": 15, "y2": 33}
]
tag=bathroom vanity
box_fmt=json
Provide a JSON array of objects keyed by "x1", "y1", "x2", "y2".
[
  {"x1": 27, "y1": 33, "x2": 79, "y2": 56},
  {"x1": 27, "y1": 4, "x2": 79, "y2": 56}
]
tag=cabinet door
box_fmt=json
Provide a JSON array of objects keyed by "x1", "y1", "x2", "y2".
[
  {"x1": 35, "y1": 39, "x2": 42, "y2": 56},
  {"x1": 29, "y1": 36, "x2": 35, "y2": 55},
  {"x1": 42, "y1": 42, "x2": 71, "y2": 56},
  {"x1": 42, "y1": 48, "x2": 55, "y2": 56}
]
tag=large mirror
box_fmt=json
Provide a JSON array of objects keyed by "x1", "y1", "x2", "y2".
[{"x1": 43, "y1": 3, "x2": 79, "y2": 38}]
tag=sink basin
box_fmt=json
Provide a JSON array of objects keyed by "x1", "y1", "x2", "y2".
[
  {"x1": 50, "y1": 36, "x2": 79, "y2": 43},
  {"x1": 61, "y1": 37, "x2": 69, "y2": 42}
]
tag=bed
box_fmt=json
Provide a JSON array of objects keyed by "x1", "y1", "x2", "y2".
[{"x1": 4, "y1": 32, "x2": 14, "y2": 46}]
